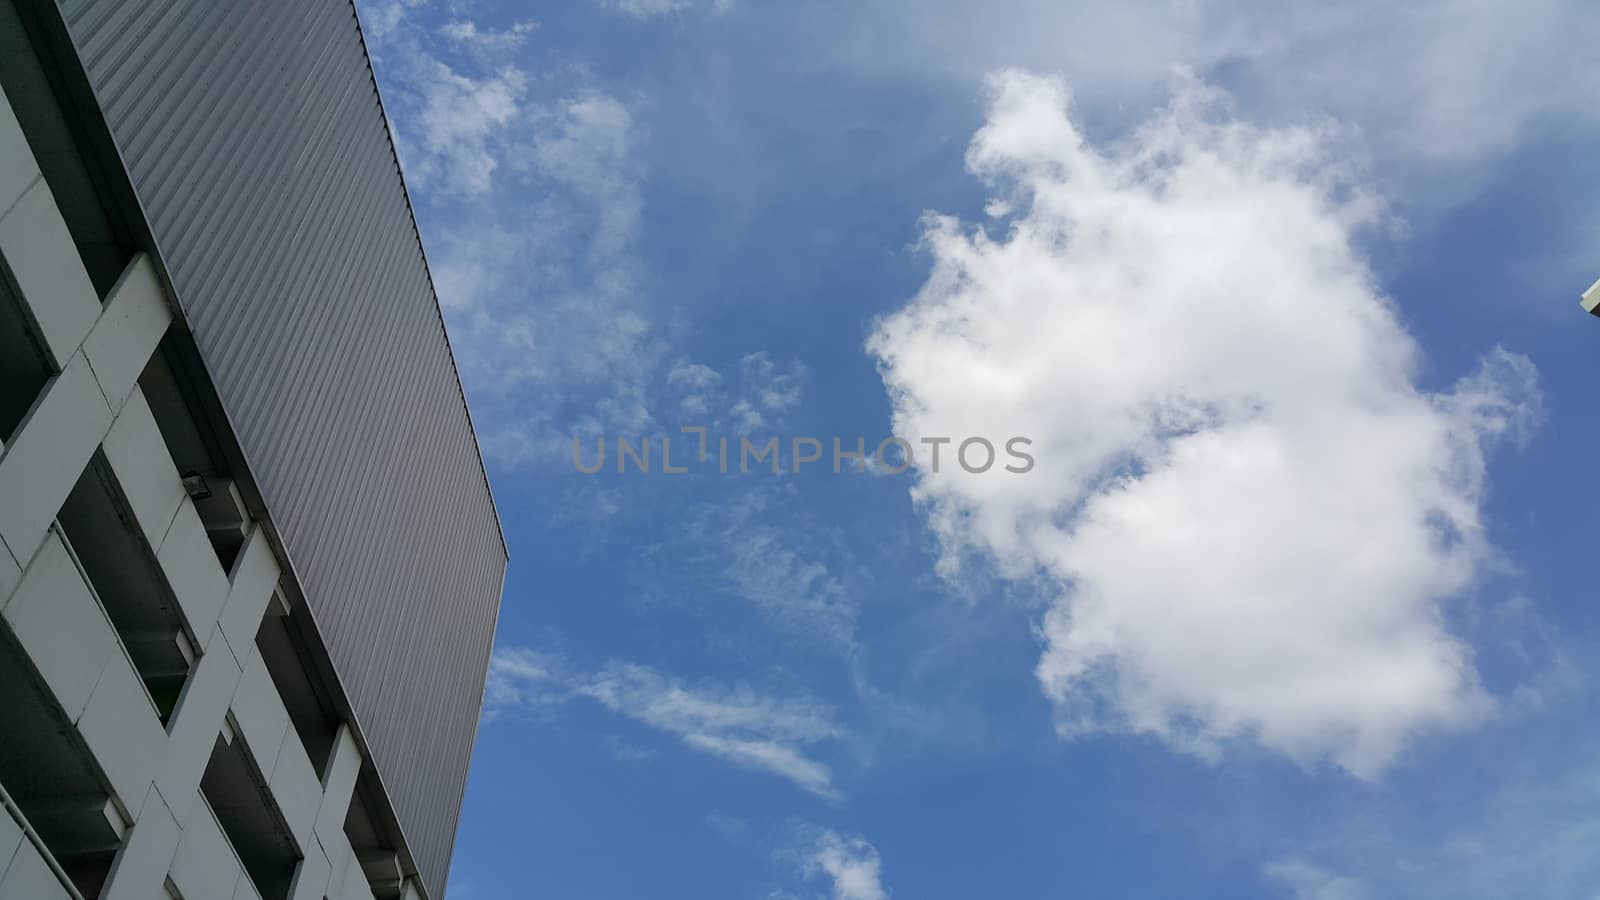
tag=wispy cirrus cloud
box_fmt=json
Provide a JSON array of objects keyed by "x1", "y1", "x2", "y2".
[
  {"x1": 488, "y1": 648, "x2": 848, "y2": 800},
  {"x1": 845, "y1": 0, "x2": 1599, "y2": 170},
  {"x1": 597, "y1": 0, "x2": 735, "y2": 20},
  {"x1": 410, "y1": 61, "x2": 525, "y2": 195},
  {"x1": 677, "y1": 485, "x2": 860, "y2": 651},
  {"x1": 664, "y1": 351, "x2": 809, "y2": 433},
  {"x1": 365, "y1": 2, "x2": 811, "y2": 472},
  {"x1": 363, "y1": 1, "x2": 670, "y2": 467},
  {"x1": 439, "y1": 19, "x2": 538, "y2": 52},
  {"x1": 1265, "y1": 861, "x2": 1371, "y2": 900},
  {"x1": 871, "y1": 71, "x2": 1541, "y2": 776}
]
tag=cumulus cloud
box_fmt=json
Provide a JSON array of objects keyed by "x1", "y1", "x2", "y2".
[
  {"x1": 869, "y1": 72, "x2": 1541, "y2": 776},
  {"x1": 797, "y1": 829, "x2": 890, "y2": 900},
  {"x1": 488, "y1": 649, "x2": 846, "y2": 800}
]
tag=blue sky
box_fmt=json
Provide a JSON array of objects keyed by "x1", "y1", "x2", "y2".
[{"x1": 356, "y1": 2, "x2": 1600, "y2": 898}]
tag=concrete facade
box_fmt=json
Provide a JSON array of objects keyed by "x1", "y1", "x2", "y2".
[
  {"x1": 46, "y1": 3, "x2": 511, "y2": 886},
  {"x1": 0, "y1": 19, "x2": 445, "y2": 900}
]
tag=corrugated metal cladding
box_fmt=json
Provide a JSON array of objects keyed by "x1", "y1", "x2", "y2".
[{"x1": 53, "y1": 0, "x2": 508, "y2": 894}]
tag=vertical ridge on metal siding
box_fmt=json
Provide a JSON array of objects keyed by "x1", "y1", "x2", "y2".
[{"x1": 56, "y1": 1, "x2": 508, "y2": 895}]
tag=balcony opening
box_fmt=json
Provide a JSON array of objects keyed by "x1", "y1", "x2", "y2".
[
  {"x1": 0, "y1": 0, "x2": 135, "y2": 298},
  {"x1": 56, "y1": 451, "x2": 192, "y2": 721},
  {"x1": 0, "y1": 263, "x2": 53, "y2": 443},
  {"x1": 344, "y1": 780, "x2": 406, "y2": 899},
  {"x1": 197, "y1": 727, "x2": 298, "y2": 900},
  {"x1": 0, "y1": 628, "x2": 124, "y2": 897},
  {"x1": 255, "y1": 606, "x2": 341, "y2": 778},
  {"x1": 138, "y1": 353, "x2": 251, "y2": 572}
]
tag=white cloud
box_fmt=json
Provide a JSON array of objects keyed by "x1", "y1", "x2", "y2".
[
  {"x1": 1265, "y1": 860, "x2": 1371, "y2": 900},
  {"x1": 669, "y1": 362, "x2": 722, "y2": 390},
  {"x1": 527, "y1": 93, "x2": 642, "y2": 257},
  {"x1": 869, "y1": 72, "x2": 1541, "y2": 776},
  {"x1": 846, "y1": 0, "x2": 1600, "y2": 169},
  {"x1": 488, "y1": 649, "x2": 846, "y2": 800},
  {"x1": 364, "y1": 4, "x2": 530, "y2": 197},
  {"x1": 439, "y1": 19, "x2": 537, "y2": 52},
  {"x1": 683, "y1": 487, "x2": 858, "y2": 649},
  {"x1": 665, "y1": 352, "x2": 810, "y2": 433},
  {"x1": 412, "y1": 61, "x2": 525, "y2": 196},
  {"x1": 364, "y1": 4, "x2": 678, "y2": 469},
  {"x1": 598, "y1": 0, "x2": 734, "y2": 20},
  {"x1": 799, "y1": 829, "x2": 890, "y2": 900},
  {"x1": 740, "y1": 351, "x2": 806, "y2": 420}
]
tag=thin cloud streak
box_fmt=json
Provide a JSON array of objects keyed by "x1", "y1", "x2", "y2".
[{"x1": 488, "y1": 648, "x2": 848, "y2": 801}]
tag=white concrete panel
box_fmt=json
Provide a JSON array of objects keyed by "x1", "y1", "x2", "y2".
[
  {"x1": 0, "y1": 179, "x2": 100, "y2": 368},
  {"x1": 0, "y1": 537, "x2": 18, "y2": 606},
  {"x1": 0, "y1": 836, "x2": 72, "y2": 900},
  {"x1": 168, "y1": 797, "x2": 243, "y2": 900},
  {"x1": 156, "y1": 500, "x2": 229, "y2": 647},
  {"x1": 230, "y1": 651, "x2": 289, "y2": 778},
  {"x1": 157, "y1": 646, "x2": 244, "y2": 817},
  {"x1": 269, "y1": 730, "x2": 322, "y2": 854},
  {"x1": 0, "y1": 354, "x2": 112, "y2": 564},
  {"x1": 316, "y1": 725, "x2": 361, "y2": 844},
  {"x1": 285, "y1": 840, "x2": 330, "y2": 900},
  {"x1": 320, "y1": 831, "x2": 353, "y2": 900},
  {"x1": 83, "y1": 255, "x2": 171, "y2": 410},
  {"x1": 0, "y1": 85, "x2": 40, "y2": 219},
  {"x1": 1, "y1": 530, "x2": 116, "y2": 719},
  {"x1": 77, "y1": 650, "x2": 164, "y2": 813},
  {"x1": 100, "y1": 787, "x2": 181, "y2": 900},
  {"x1": 101, "y1": 390, "x2": 185, "y2": 547},
  {"x1": 338, "y1": 852, "x2": 378, "y2": 900},
  {"x1": 217, "y1": 527, "x2": 278, "y2": 666},
  {"x1": 233, "y1": 871, "x2": 265, "y2": 900}
]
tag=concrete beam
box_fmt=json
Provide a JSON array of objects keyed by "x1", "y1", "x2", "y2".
[
  {"x1": 100, "y1": 390, "x2": 185, "y2": 550},
  {"x1": 216, "y1": 526, "x2": 280, "y2": 668},
  {"x1": 316, "y1": 726, "x2": 362, "y2": 846},
  {"x1": 0, "y1": 355, "x2": 112, "y2": 565},
  {"x1": 0, "y1": 179, "x2": 100, "y2": 368},
  {"x1": 82, "y1": 254, "x2": 172, "y2": 411},
  {"x1": 1, "y1": 530, "x2": 118, "y2": 720}
]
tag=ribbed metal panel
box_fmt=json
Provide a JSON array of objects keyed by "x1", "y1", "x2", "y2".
[{"x1": 52, "y1": 1, "x2": 507, "y2": 894}]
